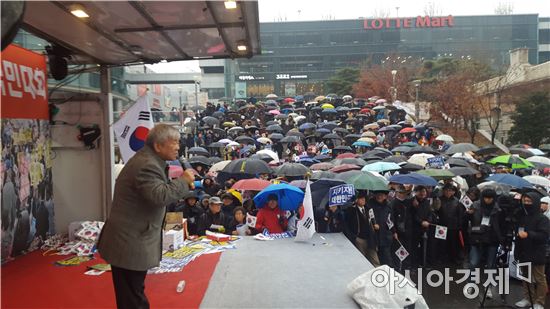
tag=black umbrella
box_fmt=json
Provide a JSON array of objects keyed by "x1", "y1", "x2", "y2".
[
  {"x1": 509, "y1": 148, "x2": 535, "y2": 159},
  {"x1": 311, "y1": 178, "x2": 347, "y2": 209},
  {"x1": 266, "y1": 120, "x2": 279, "y2": 127},
  {"x1": 311, "y1": 171, "x2": 336, "y2": 180},
  {"x1": 450, "y1": 166, "x2": 479, "y2": 176},
  {"x1": 382, "y1": 156, "x2": 407, "y2": 164},
  {"x1": 318, "y1": 122, "x2": 339, "y2": 131},
  {"x1": 275, "y1": 114, "x2": 288, "y2": 120},
  {"x1": 445, "y1": 143, "x2": 479, "y2": 155},
  {"x1": 475, "y1": 145, "x2": 500, "y2": 156},
  {"x1": 212, "y1": 111, "x2": 225, "y2": 119},
  {"x1": 314, "y1": 154, "x2": 332, "y2": 162},
  {"x1": 406, "y1": 146, "x2": 440, "y2": 155},
  {"x1": 446, "y1": 158, "x2": 471, "y2": 167},
  {"x1": 398, "y1": 162, "x2": 424, "y2": 171},
  {"x1": 250, "y1": 153, "x2": 275, "y2": 163},
  {"x1": 245, "y1": 125, "x2": 259, "y2": 131},
  {"x1": 391, "y1": 146, "x2": 413, "y2": 153},
  {"x1": 332, "y1": 158, "x2": 368, "y2": 166},
  {"x1": 202, "y1": 116, "x2": 220, "y2": 126},
  {"x1": 207, "y1": 142, "x2": 225, "y2": 148},
  {"x1": 333, "y1": 146, "x2": 353, "y2": 153},
  {"x1": 280, "y1": 136, "x2": 301, "y2": 143},
  {"x1": 323, "y1": 133, "x2": 341, "y2": 140},
  {"x1": 188, "y1": 155, "x2": 211, "y2": 166},
  {"x1": 344, "y1": 134, "x2": 361, "y2": 142},
  {"x1": 212, "y1": 128, "x2": 226, "y2": 137},
  {"x1": 333, "y1": 127, "x2": 349, "y2": 135},
  {"x1": 363, "y1": 149, "x2": 392, "y2": 158},
  {"x1": 235, "y1": 135, "x2": 256, "y2": 144},
  {"x1": 227, "y1": 126, "x2": 244, "y2": 134},
  {"x1": 286, "y1": 130, "x2": 305, "y2": 139},
  {"x1": 209, "y1": 157, "x2": 222, "y2": 164},
  {"x1": 217, "y1": 159, "x2": 273, "y2": 183},
  {"x1": 269, "y1": 133, "x2": 284, "y2": 140},
  {"x1": 276, "y1": 163, "x2": 310, "y2": 178},
  {"x1": 266, "y1": 124, "x2": 284, "y2": 132},
  {"x1": 188, "y1": 147, "x2": 210, "y2": 156}
]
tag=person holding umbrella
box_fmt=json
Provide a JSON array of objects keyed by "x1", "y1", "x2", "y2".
[{"x1": 255, "y1": 194, "x2": 288, "y2": 234}]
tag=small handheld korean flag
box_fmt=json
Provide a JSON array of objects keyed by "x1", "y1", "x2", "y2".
[
  {"x1": 113, "y1": 95, "x2": 154, "y2": 163},
  {"x1": 386, "y1": 213, "x2": 394, "y2": 230},
  {"x1": 368, "y1": 208, "x2": 375, "y2": 222},
  {"x1": 246, "y1": 213, "x2": 257, "y2": 229},
  {"x1": 435, "y1": 225, "x2": 448, "y2": 240},
  {"x1": 395, "y1": 245, "x2": 409, "y2": 261},
  {"x1": 295, "y1": 180, "x2": 316, "y2": 242},
  {"x1": 460, "y1": 194, "x2": 473, "y2": 210}
]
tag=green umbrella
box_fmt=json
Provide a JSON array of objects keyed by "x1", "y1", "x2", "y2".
[
  {"x1": 487, "y1": 155, "x2": 534, "y2": 169},
  {"x1": 346, "y1": 172, "x2": 389, "y2": 191},
  {"x1": 417, "y1": 169, "x2": 455, "y2": 180}
]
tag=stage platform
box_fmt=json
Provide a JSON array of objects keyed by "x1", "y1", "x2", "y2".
[{"x1": 201, "y1": 233, "x2": 373, "y2": 308}]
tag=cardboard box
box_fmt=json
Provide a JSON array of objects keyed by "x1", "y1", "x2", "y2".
[
  {"x1": 163, "y1": 229, "x2": 184, "y2": 251},
  {"x1": 164, "y1": 212, "x2": 188, "y2": 239}
]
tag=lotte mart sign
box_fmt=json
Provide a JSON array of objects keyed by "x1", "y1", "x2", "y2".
[{"x1": 363, "y1": 15, "x2": 454, "y2": 30}]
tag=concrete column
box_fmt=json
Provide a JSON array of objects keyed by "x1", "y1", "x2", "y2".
[{"x1": 99, "y1": 66, "x2": 114, "y2": 219}]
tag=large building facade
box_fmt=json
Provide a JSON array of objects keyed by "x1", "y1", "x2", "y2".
[{"x1": 230, "y1": 14, "x2": 545, "y2": 98}]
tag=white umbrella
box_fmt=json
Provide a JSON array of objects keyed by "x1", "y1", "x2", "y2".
[
  {"x1": 210, "y1": 160, "x2": 232, "y2": 172},
  {"x1": 257, "y1": 149, "x2": 279, "y2": 162},
  {"x1": 294, "y1": 115, "x2": 306, "y2": 122},
  {"x1": 477, "y1": 181, "x2": 511, "y2": 195},
  {"x1": 435, "y1": 134, "x2": 454, "y2": 143},
  {"x1": 266, "y1": 94, "x2": 278, "y2": 99},
  {"x1": 361, "y1": 131, "x2": 377, "y2": 138},
  {"x1": 226, "y1": 141, "x2": 240, "y2": 147},
  {"x1": 527, "y1": 156, "x2": 550, "y2": 165},
  {"x1": 407, "y1": 153, "x2": 435, "y2": 167},
  {"x1": 527, "y1": 148, "x2": 546, "y2": 156},
  {"x1": 257, "y1": 137, "x2": 272, "y2": 145},
  {"x1": 343, "y1": 95, "x2": 353, "y2": 100},
  {"x1": 218, "y1": 138, "x2": 233, "y2": 144},
  {"x1": 523, "y1": 175, "x2": 550, "y2": 187}
]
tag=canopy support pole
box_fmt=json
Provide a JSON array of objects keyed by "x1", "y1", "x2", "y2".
[{"x1": 100, "y1": 66, "x2": 115, "y2": 219}]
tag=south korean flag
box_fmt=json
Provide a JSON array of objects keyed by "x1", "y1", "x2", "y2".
[{"x1": 395, "y1": 245, "x2": 409, "y2": 261}]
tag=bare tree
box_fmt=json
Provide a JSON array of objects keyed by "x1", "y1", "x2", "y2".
[
  {"x1": 372, "y1": 8, "x2": 391, "y2": 19},
  {"x1": 494, "y1": 2, "x2": 514, "y2": 15},
  {"x1": 423, "y1": 2, "x2": 442, "y2": 16}
]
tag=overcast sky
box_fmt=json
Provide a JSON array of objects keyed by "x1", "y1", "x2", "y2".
[{"x1": 147, "y1": 0, "x2": 549, "y2": 73}]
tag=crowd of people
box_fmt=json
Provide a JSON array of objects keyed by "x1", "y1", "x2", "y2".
[{"x1": 140, "y1": 94, "x2": 550, "y2": 308}]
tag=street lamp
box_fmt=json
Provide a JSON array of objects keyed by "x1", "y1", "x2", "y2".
[
  {"x1": 193, "y1": 76, "x2": 201, "y2": 112},
  {"x1": 391, "y1": 70, "x2": 397, "y2": 103},
  {"x1": 413, "y1": 80, "x2": 421, "y2": 122},
  {"x1": 178, "y1": 86, "x2": 183, "y2": 126}
]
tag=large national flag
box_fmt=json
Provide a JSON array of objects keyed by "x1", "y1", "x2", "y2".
[
  {"x1": 113, "y1": 96, "x2": 154, "y2": 163},
  {"x1": 295, "y1": 180, "x2": 316, "y2": 242}
]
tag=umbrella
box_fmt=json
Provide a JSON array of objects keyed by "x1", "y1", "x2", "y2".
[
  {"x1": 257, "y1": 137, "x2": 273, "y2": 145},
  {"x1": 322, "y1": 108, "x2": 337, "y2": 114},
  {"x1": 210, "y1": 160, "x2": 232, "y2": 172},
  {"x1": 207, "y1": 142, "x2": 225, "y2": 148},
  {"x1": 323, "y1": 133, "x2": 341, "y2": 140},
  {"x1": 475, "y1": 145, "x2": 500, "y2": 155},
  {"x1": 269, "y1": 133, "x2": 284, "y2": 140},
  {"x1": 275, "y1": 114, "x2": 289, "y2": 120},
  {"x1": 445, "y1": 143, "x2": 479, "y2": 155},
  {"x1": 316, "y1": 128, "x2": 332, "y2": 135},
  {"x1": 202, "y1": 116, "x2": 220, "y2": 126},
  {"x1": 311, "y1": 171, "x2": 337, "y2": 180},
  {"x1": 332, "y1": 158, "x2": 368, "y2": 166},
  {"x1": 407, "y1": 153, "x2": 435, "y2": 167},
  {"x1": 392, "y1": 146, "x2": 412, "y2": 153},
  {"x1": 299, "y1": 123, "x2": 316, "y2": 131},
  {"x1": 362, "y1": 162, "x2": 401, "y2": 173},
  {"x1": 487, "y1": 155, "x2": 534, "y2": 169},
  {"x1": 330, "y1": 164, "x2": 361, "y2": 173},
  {"x1": 232, "y1": 179, "x2": 271, "y2": 191},
  {"x1": 220, "y1": 158, "x2": 272, "y2": 175},
  {"x1": 297, "y1": 157, "x2": 319, "y2": 167},
  {"x1": 539, "y1": 144, "x2": 550, "y2": 152},
  {"x1": 280, "y1": 136, "x2": 301, "y2": 143},
  {"x1": 449, "y1": 166, "x2": 479, "y2": 176},
  {"x1": 314, "y1": 154, "x2": 332, "y2": 162},
  {"x1": 333, "y1": 145, "x2": 353, "y2": 152},
  {"x1": 337, "y1": 153, "x2": 358, "y2": 159},
  {"x1": 446, "y1": 158, "x2": 471, "y2": 167},
  {"x1": 250, "y1": 153, "x2": 276, "y2": 163},
  {"x1": 401, "y1": 142, "x2": 418, "y2": 147},
  {"x1": 311, "y1": 178, "x2": 347, "y2": 209},
  {"x1": 353, "y1": 141, "x2": 373, "y2": 148},
  {"x1": 266, "y1": 94, "x2": 278, "y2": 99},
  {"x1": 333, "y1": 127, "x2": 349, "y2": 135},
  {"x1": 417, "y1": 169, "x2": 455, "y2": 180},
  {"x1": 228, "y1": 126, "x2": 244, "y2": 134},
  {"x1": 318, "y1": 122, "x2": 339, "y2": 131},
  {"x1": 509, "y1": 148, "x2": 537, "y2": 158},
  {"x1": 477, "y1": 181, "x2": 512, "y2": 195},
  {"x1": 361, "y1": 131, "x2": 377, "y2": 138},
  {"x1": 336, "y1": 106, "x2": 350, "y2": 112},
  {"x1": 188, "y1": 147, "x2": 210, "y2": 156},
  {"x1": 321, "y1": 103, "x2": 335, "y2": 109},
  {"x1": 335, "y1": 170, "x2": 363, "y2": 181},
  {"x1": 276, "y1": 163, "x2": 310, "y2": 177},
  {"x1": 311, "y1": 162, "x2": 335, "y2": 171},
  {"x1": 346, "y1": 172, "x2": 389, "y2": 191},
  {"x1": 523, "y1": 175, "x2": 550, "y2": 188},
  {"x1": 289, "y1": 180, "x2": 307, "y2": 189},
  {"x1": 364, "y1": 123, "x2": 380, "y2": 130},
  {"x1": 187, "y1": 155, "x2": 211, "y2": 166},
  {"x1": 389, "y1": 173, "x2": 438, "y2": 186},
  {"x1": 209, "y1": 157, "x2": 222, "y2": 164},
  {"x1": 218, "y1": 138, "x2": 234, "y2": 144},
  {"x1": 212, "y1": 111, "x2": 225, "y2": 119},
  {"x1": 235, "y1": 135, "x2": 256, "y2": 144},
  {"x1": 286, "y1": 130, "x2": 306, "y2": 139},
  {"x1": 373, "y1": 105, "x2": 385, "y2": 111},
  {"x1": 399, "y1": 127, "x2": 416, "y2": 134},
  {"x1": 435, "y1": 134, "x2": 454, "y2": 143},
  {"x1": 223, "y1": 121, "x2": 236, "y2": 128},
  {"x1": 486, "y1": 174, "x2": 533, "y2": 189},
  {"x1": 268, "y1": 109, "x2": 281, "y2": 115},
  {"x1": 382, "y1": 156, "x2": 407, "y2": 164},
  {"x1": 358, "y1": 137, "x2": 376, "y2": 144},
  {"x1": 266, "y1": 124, "x2": 283, "y2": 132},
  {"x1": 315, "y1": 95, "x2": 326, "y2": 102},
  {"x1": 253, "y1": 183, "x2": 304, "y2": 211},
  {"x1": 527, "y1": 156, "x2": 550, "y2": 167},
  {"x1": 398, "y1": 162, "x2": 425, "y2": 171},
  {"x1": 406, "y1": 146, "x2": 439, "y2": 155}
]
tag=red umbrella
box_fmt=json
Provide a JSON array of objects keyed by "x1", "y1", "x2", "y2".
[
  {"x1": 232, "y1": 179, "x2": 271, "y2": 191},
  {"x1": 330, "y1": 164, "x2": 361, "y2": 173},
  {"x1": 310, "y1": 162, "x2": 335, "y2": 171},
  {"x1": 284, "y1": 98, "x2": 295, "y2": 103},
  {"x1": 168, "y1": 165, "x2": 184, "y2": 179},
  {"x1": 336, "y1": 152, "x2": 358, "y2": 159},
  {"x1": 360, "y1": 108, "x2": 371, "y2": 114},
  {"x1": 399, "y1": 127, "x2": 416, "y2": 134}
]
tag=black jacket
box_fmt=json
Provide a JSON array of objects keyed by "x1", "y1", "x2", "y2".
[
  {"x1": 369, "y1": 198, "x2": 395, "y2": 247},
  {"x1": 344, "y1": 205, "x2": 376, "y2": 248},
  {"x1": 515, "y1": 193, "x2": 550, "y2": 265},
  {"x1": 315, "y1": 207, "x2": 345, "y2": 233},
  {"x1": 180, "y1": 203, "x2": 204, "y2": 236},
  {"x1": 437, "y1": 196, "x2": 464, "y2": 230},
  {"x1": 410, "y1": 197, "x2": 434, "y2": 234},
  {"x1": 465, "y1": 200, "x2": 504, "y2": 245},
  {"x1": 196, "y1": 211, "x2": 229, "y2": 236},
  {"x1": 391, "y1": 197, "x2": 414, "y2": 236}
]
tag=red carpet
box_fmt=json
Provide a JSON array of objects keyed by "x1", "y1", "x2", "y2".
[{"x1": 1, "y1": 251, "x2": 221, "y2": 309}]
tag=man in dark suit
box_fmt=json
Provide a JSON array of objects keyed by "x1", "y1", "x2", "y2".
[
  {"x1": 344, "y1": 192, "x2": 380, "y2": 266},
  {"x1": 98, "y1": 124, "x2": 194, "y2": 309}
]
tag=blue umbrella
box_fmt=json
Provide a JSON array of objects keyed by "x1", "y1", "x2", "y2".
[
  {"x1": 253, "y1": 183, "x2": 305, "y2": 211},
  {"x1": 352, "y1": 141, "x2": 373, "y2": 148},
  {"x1": 316, "y1": 128, "x2": 331, "y2": 135},
  {"x1": 362, "y1": 162, "x2": 402, "y2": 172},
  {"x1": 389, "y1": 173, "x2": 438, "y2": 186},
  {"x1": 322, "y1": 108, "x2": 337, "y2": 114},
  {"x1": 299, "y1": 122, "x2": 316, "y2": 131},
  {"x1": 486, "y1": 174, "x2": 533, "y2": 189}
]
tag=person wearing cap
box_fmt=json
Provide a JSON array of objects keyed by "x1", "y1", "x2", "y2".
[
  {"x1": 436, "y1": 183, "x2": 464, "y2": 266},
  {"x1": 97, "y1": 124, "x2": 195, "y2": 309},
  {"x1": 180, "y1": 192, "x2": 204, "y2": 236},
  {"x1": 196, "y1": 197, "x2": 229, "y2": 236},
  {"x1": 369, "y1": 190, "x2": 397, "y2": 268},
  {"x1": 344, "y1": 191, "x2": 380, "y2": 267},
  {"x1": 514, "y1": 192, "x2": 550, "y2": 309},
  {"x1": 255, "y1": 194, "x2": 288, "y2": 234},
  {"x1": 540, "y1": 196, "x2": 550, "y2": 221}
]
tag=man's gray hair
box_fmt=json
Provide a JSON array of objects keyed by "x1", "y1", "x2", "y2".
[{"x1": 145, "y1": 124, "x2": 180, "y2": 147}]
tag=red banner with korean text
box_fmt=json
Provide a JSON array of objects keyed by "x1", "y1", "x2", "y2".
[{"x1": 1, "y1": 44, "x2": 49, "y2": 119}]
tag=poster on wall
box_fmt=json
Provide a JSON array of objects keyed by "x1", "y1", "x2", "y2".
[
  {"x1": 235, "y1": 82, "x2": 247, "y2": 98},
  {"x1": 1, "y1": 44, "x2": 54, "y2": 263}
]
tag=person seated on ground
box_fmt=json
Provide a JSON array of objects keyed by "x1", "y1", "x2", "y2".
[
  {"x1": 287, "y1": 205, "x2": 304, "y2": 235},
  {"x1": 315, "y1": 204, "x2": 345, "y2": 233},
  {"x1": 179, "y1": 192, "x2": 204, "y2": 236},
  {"x1": 196, "y1": 197, "x2": 229, "y2": 236},
  {"x1": 226, "y1": 207, "x2": 251, "y2": 236},
  {"x1": 255, "y1": 194, "x2": 288, "y2": 234},
  {"x1": 221, "y1": 192, "x2": 240, "y2": 217}
]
